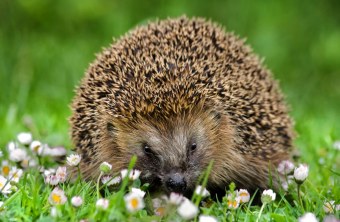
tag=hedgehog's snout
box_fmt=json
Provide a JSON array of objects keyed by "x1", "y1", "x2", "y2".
[{"x1": 165, "y1": 172, "x2": 187, "y2": 193}]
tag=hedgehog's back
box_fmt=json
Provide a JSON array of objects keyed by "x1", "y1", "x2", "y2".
[{"x1": 71, "y1": 17, "x2": 293, "y2": 170}]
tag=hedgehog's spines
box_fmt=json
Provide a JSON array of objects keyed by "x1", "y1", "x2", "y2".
[{"x1": 70, "y1": 16, "x2": 294, "y2": 193}]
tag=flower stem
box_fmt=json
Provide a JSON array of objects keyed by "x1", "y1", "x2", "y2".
[
  {"x1": 297, "y1": 184, "x2": 304, "y2": 212},
  {"x1": 76, "y1": 165, "x2": 82, "y2": 183},
  {"x1": 256, "y1": 203, "x2": 266, "y2": 222},
  {"x1": 97, "y1": 172, "x2": 103, "y2": 199}
]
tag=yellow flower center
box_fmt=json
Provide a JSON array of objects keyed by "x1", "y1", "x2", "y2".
[
  {"x1": 52, "y1": 193, "x2": 61, "y2": 204},
  {"x1": 155, "y1": 207, "x2": 166, "y2": 216},
  {"x1": 2, "y1": 166, "x2": 10, "y2": 176},
  {"x1": 325, "y1": 203, "x2": 333, "y2": 212},
  {"x1": 228, "y1": 200, "x2": 238, "y2": 208},
  {"x1": 33, "y1": 145, "x2": 40, "y2": 152},
  {"x1": 239, "y1": 192, "x2": 248, "y2": 197},
  {"x1": 21, "y1": 159, "x2": 29, "y2": 167},
  {"x1": 131, "y1": 198, "x2": 139, "y2": 209},
  {"x1": 0, "y1": 182, "x2": 3, "y2": 189}
]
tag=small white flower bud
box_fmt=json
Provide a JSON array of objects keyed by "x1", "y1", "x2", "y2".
[
  {"x1": 261, "y1": 189, "x2": 276, "y2": 204},
  {"x1": 17, "y1": 132, "x2": 32, "y2": 145},
  {"x1": 294, "y1": 164, "x2": 309, "y2": 184},
  {"x1": 99, "y1": 162, "x2": 112, "y2": 173}
]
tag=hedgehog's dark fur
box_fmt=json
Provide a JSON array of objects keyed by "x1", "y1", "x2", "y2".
[{"x1": 70, "y1": 17, "x2": 294, "y2": 197}]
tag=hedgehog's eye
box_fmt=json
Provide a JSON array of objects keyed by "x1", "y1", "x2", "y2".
[
  {"x1": 190, "y1": 143, "x2": 197, "y2": 152},
  {"x1": 143, "y1": 143, "x2": 154, "y2": 156}
]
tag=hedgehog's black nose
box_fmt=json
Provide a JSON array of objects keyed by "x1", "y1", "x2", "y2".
[{"x1": 165, "y1": 173, "x2": 187, "y2": 193}]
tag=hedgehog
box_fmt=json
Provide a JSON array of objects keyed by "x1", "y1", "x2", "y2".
[{"x1": 70, "y1": 16, "x2": 294, "y2": 197}]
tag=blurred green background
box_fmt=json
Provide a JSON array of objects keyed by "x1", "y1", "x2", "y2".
[{"x1": 1, "y1": 0, "x2": 339, "y2": 153}]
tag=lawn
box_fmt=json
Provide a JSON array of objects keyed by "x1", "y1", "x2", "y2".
[{"x1": 0, "y1": 0, "x2": 339, "y2": 221}]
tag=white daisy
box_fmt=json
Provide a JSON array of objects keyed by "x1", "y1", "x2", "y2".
[
  {"x1": 131, "y1": 187, "x2": 146, "y2": 198},
  {"x1": 177, "y1": 198, "x2": 198, "y2": 220},
  {"x1": 236, "y1": 189, "x2": 250, "y2": 203},
  {"x1": 0, "y1": 175, "x2": 12, "y2": 194},
  {"x1": 199, "y1": 215, "x2": 218, "y2": 222},
  {"x1": 124, "y1": 192, "x2": 145, "y2": 213},
  {"x1": 298, "y1": 212, "x2": 318, "y2": 222},
  {"x1": 101, "y1": 175, "x2": 121, "y2": 186},
  {"x1": 47, "y1": 147, "x2": 67, "y2": 157},
  {"x1": 121, "y1": 169, "x2": 141, "y2": 180},
  {"x1": 294, "y1": 164, "x2": 309, "y2": 184},
  {"x1": 30, "y1": 140, "x2": 43, "y2": 155},
  {"x1": 1, "y1": 161, "x2": 11, "y2": 177},
  {"x1": 323, "y1": 200, "x2": 335, "y2": 213},
  {"x1": 17, "y1": 132, "x2": 32, "y2": 145},
  {"x1": 71, "y1": 196, "x2": 83, "y2": 207},
  {"x1": 194, "y1": 185, "x2": 210, "y2": 198},
  {"x1": 261, "y1": 189, "x2": 276, "y2": 204},
  {"x1": 9, "y1": 148, "x2": 27, "y2": 162},
  {"x1": 169, "y1": 192, "x2": 184, "y2": 205},
  {"x1": 99, "y1": 162, "x2": 112, "y2": 173},
  {"x1": 277, "y1": 160, "x2": 295, "y2": 175},
  {"x1": 8, "y1": 167, "x2": 23, "y2": 183},
  {"x1": 96, "y1": 198, "x2": 109, "y2": 210},
  {"x1": 56, "y1": 166, "x2": 67, "y2": 183},
  {"x1": 48, "y1": 187, "x2": 67, "y2": 205},
  {"x1": 66, "y1": 154, "x2": 81, "y2": 167},
  {"x1": 227, "y1": 194, "x2": 240, "y2": 209}
]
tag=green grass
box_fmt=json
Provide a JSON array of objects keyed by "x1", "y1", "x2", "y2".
[
  {"x1": 0, "y1": 138, "x2": 338, "y2": 221},
  {"x1": 0, "y1": 0, "x2": 339, "y2": 221}
]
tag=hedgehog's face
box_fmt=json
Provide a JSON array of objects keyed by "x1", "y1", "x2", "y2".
[{"x1": 105, "y1": 110, "x2": 228, "y2": 196}]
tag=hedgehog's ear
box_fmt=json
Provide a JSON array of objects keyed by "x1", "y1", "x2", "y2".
[
  {"x1": 106, "y1": 122, "x2": 117, "y2": 134},
  {"x1": 106, "y1": 117, "x2": 127, "y2": 136},
  {"x1": 211, "y1": 110, "x2": 221, "y2": 121},
  {"x1": 106, "y1": 122, "x2": 118, "y2": 137},
  {"x1": 201, "y1": 102, "x2": 222, "y2": 124},
  {"x1": 208, "y1": 110, "x2": 223, "y2": 125}
]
